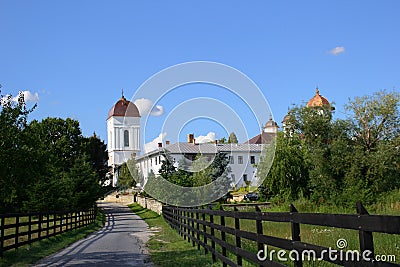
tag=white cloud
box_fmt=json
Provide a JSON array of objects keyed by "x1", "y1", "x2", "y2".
[
  {"x1": 144, "y1": 132, "x2": 167, "y2": 153},
  {"x1": 134, "y1": 98, "x2": 164, "y2": 116},
  {"x1": 195, "y1": 132, "x2": 216, "y2": 143},
  {"x1": 1, "y1": 91, "x2": 39, "y2": 105},
  {"x1": 329, "y1": 46, "x2": 345, "y2": 55}
]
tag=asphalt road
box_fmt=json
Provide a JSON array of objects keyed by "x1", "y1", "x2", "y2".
[{"x1": 34, "y1": 202, "x2": 153, "y2": 267}]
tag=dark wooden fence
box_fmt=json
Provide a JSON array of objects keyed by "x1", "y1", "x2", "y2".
[
  {"x1": 163, "y1": 202, "x2": 400, "y2": 267},
  {"x1": 0, "y1": 208, "x2": 97, "y2": 256}
]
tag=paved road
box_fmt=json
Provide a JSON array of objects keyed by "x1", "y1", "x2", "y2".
[{"x1": 35, "y1": 202, "x2": 153, "y2": 267}]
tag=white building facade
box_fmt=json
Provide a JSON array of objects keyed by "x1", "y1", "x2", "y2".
[
  {"x1": 107, "y1": 95, "x2": 141, "y2": 186},
  {"x1": 135, "y1": 138, "x2": 266, "y2": 188}
]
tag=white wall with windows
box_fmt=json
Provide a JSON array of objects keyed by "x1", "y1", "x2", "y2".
[
  {"x1": 135, "y1": 143, "x2": 263, "y2": 188},
  {"x1": 107, "y1": 116, "x2": 140, "y2": 186}
]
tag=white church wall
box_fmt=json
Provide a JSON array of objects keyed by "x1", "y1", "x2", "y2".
[{"x1": 135, "y1": 148, "x2": 262, "y2": 189}]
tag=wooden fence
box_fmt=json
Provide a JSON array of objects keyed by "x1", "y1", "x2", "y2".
[
  {"x1": 162, "y1": 202, "x2": 400, "y2": 267},
  {"x1": 0, "y1": 208, "x2": 97, "y2": 256}
]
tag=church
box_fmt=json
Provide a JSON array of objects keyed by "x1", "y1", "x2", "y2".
[
  {"x1": 107, "y1": 94, "x2": 141, "y2": 186},
  {"x1": 106, "y1": 88, "x2": 332, "y2": 187}
]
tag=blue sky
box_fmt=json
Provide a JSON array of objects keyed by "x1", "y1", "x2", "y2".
[{"x1": 1, "y1": 1, "x2": 399, "y2": 150}]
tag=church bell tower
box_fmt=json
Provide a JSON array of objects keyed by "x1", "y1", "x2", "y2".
[{"x1": 107, "y1": 92, "x2": 140, "y2": 186}]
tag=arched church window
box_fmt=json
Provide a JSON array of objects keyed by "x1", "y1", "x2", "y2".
[{"x1": 124, "y1": 130, "x2": 129, "y2": 147}]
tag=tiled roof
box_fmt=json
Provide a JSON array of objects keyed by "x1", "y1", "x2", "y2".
[
  {"x1": 136, "y1": 142, "x2": 265, "y2": 160},
  {"x1": 107, "y1": 96, "x2": 140, "y2": 119},
  {"x1": 306, "y1": 88, "x2": 331, "y2": 108},
  {"x1": 244, "y1": 132, "x2": 276, "y2": 144}
]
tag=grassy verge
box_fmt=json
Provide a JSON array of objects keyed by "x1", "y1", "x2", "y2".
[
  {"x1": 130, "y1": 189, "x2": 400, "y2": 267},
  {"x1": 0, "y1": 210, "x2": 106, "y2": 267},
  {"x1": 128, "y1": 203, "x2": 218, "y2": 267}
]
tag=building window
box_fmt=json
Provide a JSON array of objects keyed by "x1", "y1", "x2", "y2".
[
  {"x1": 250, "y1": 156, "x2": 255, "y2": 164},
  {"x1": 155, "y1": 157, "x2": 157, "y2": 165},
  {"x1": 229, "y1": 156, "x2": 234, "y2": 164},
  {"x1": 238, "y1": 156, "x2": 243, "y2": 164},
  {"x1": 124, "y1": 130, "x2": 129, "y2": 147},
  {"x1": 243, "y1": 174, "x2": 248, "y2": 182},
  {"x1": 159, "y1": 156, "x2": 162, "y2": 163}
]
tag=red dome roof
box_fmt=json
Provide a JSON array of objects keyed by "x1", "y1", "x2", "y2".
[
  {"x1": 306, "y1": 88, "x2": 331, "y2": 108},
  {"x1": 107, "y1": 96, "x2": 140, "y2": 119}
]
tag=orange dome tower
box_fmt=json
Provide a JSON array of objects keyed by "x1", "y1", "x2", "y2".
[{"x1": 306, "y1": 87, "x2": 334, "y2": 110}]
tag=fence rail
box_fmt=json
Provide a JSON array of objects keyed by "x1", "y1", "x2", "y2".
[
  {"x1": 162, "y1": 202, "x2": 400, "y2": 267},
  {"x1": 0, "y1": 207, "x2": 97, "y2": 256}
]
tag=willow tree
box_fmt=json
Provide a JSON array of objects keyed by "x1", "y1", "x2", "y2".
[{"x1": 258, "y1": 132, "x2": 308, "y2": 200}]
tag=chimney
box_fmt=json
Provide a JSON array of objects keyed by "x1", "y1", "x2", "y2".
[
  {"x1": 166, "y1": 140, "x2": 170, "y2": 145},
  {"x1": 158, "y1": 142, "x2": 162, "y2": 148},
  {"x1": 187, "y1": 134, "x2": 194, "y2": 144},
  {"x1": 214, "y1": 140, "x2": 218, "y2": 145}
]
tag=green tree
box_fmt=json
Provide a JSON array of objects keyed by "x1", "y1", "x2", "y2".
[
  {"x1": 345, "y1": 90, "x2": 399, "y2": 151},
  {"x1": 118, "y1": 157, "x2": 140, "y2": 189},
  {"x1": 287, "y1": 104, "x2": 341, "y2": 202},
  {"x1": 66, "y1": 156, "x2": 101, "y2": 210},
  {"x1": 1, "y1": 90, "x2": 109, "y2": 212},
  {"x1": 0, "y1": 91, "x2": 37, "y2": 212},
  {"x1": 28, "y1": 117, "x2": 83, "y2": 173},
  {"x1": 228, "y1": 132, "x2": 238, "y2": 143},
  {"x1": 81, "y1": 133, "x2": 109, "y2": 186},
  {"x1": 259, "y1": 132, "x2": 309, "y2": 200},
  {"x1": 192, "y1": 155, "x2": 212, "y2": 187},
  {"x1": 170, "y1": 168, "x2": 193, "y2": 187},
  {"x1": 341, "y1": 91, "x2": 400, "y2": 203},
  {"x1": 218, "y1": 137, "x2": 227, "y2": 144},
  {"x1": 24, "y1": 118, "x2": 105, "y2": 211},
  {"x1": 209, "y1": 152, "x2": 231, "y2": 181},
  {"x1": 158, "y1": 152, "x2": 176, "y2": 180}
]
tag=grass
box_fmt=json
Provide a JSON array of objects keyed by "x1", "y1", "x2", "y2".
[
  {"x1": 0, "y1": 210, "x2": 105, "y2": 267},
  {"x1": 128, "y1": 203, "x2": 219, "y2": 267},
  {"x1": 130, "y1": 188, "x2": 400, "y2": 266}
]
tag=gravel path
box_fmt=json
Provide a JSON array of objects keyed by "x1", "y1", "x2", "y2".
[{"x1": 34, "y1": 202, "x2": 153, "y2": 266}]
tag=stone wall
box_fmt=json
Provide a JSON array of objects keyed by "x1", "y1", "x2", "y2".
[
  {"x1": 101, "y1": 193, "x2": 134, "y2": 205},
  {"x1": 135, "y1": 196, "x2": 163, "y2": 215}
]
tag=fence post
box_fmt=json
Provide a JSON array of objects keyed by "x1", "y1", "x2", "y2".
[
  {"x1": 196, "y1": 210, "x2": 200, "y2": 251},
  {"x1": 66, "y1": 212, "x2": 69, "y2": 231},
  {"x1": 94, "y1": 205, "x2": 98, "y2": 222},
  {"x1": 356, "y1": 202, "x2": 374, "y2": 258},
  {"x1": 187, "y1": 209, "x2": 191, "y2": 244},
  {"x1": 28, "y1": 214, "x2": 32, "y2": 244},
  {"x1": 290, "y1": 204, "x2": 303, "y2": 267},
  {"x1": 190, "y1": 208, "x2": 195, "y2": 247},
  {"x1": 179, "y1": 209, "x2": 183, "y2": 237},
  {"x1": 15, "y1": 215, "x2": 19, "y2": 249},
  {"x1": 74, "y1": 212, "x2": 77, "y2": 230},
  {"x1": 46, "y1": 213, "x2": 50, "y2": 236},
  {"x1": 234, "y1": 207, "x2": 242, "y2": 266},
  {"x1": 38, "y1": 212, "x2": 42, "y2": 240},
  {"x1": 183, "y1": 209, "x2": 187, "y2": 241},
  {"x1": 1, "y1": 216, "x2": 4, "y2": 257},
  {"x1": 202, "y1": 208, "x2": 208, "y2": 254},
  {"x1": 255, "y1": 205, "x2": 264, "y2": 267},
  {"x1": 210, "y1": 210, "x2": 216, "y2": 262},
  {"x1": 220, "y1": 206, "x2": 227, "y2": 267},
  {"x1": 60, "y1": 213, "x2": 63, "y2": 233},
  {"x1": 53, "y1": 212, "x2": 56, "y2": 235}
]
